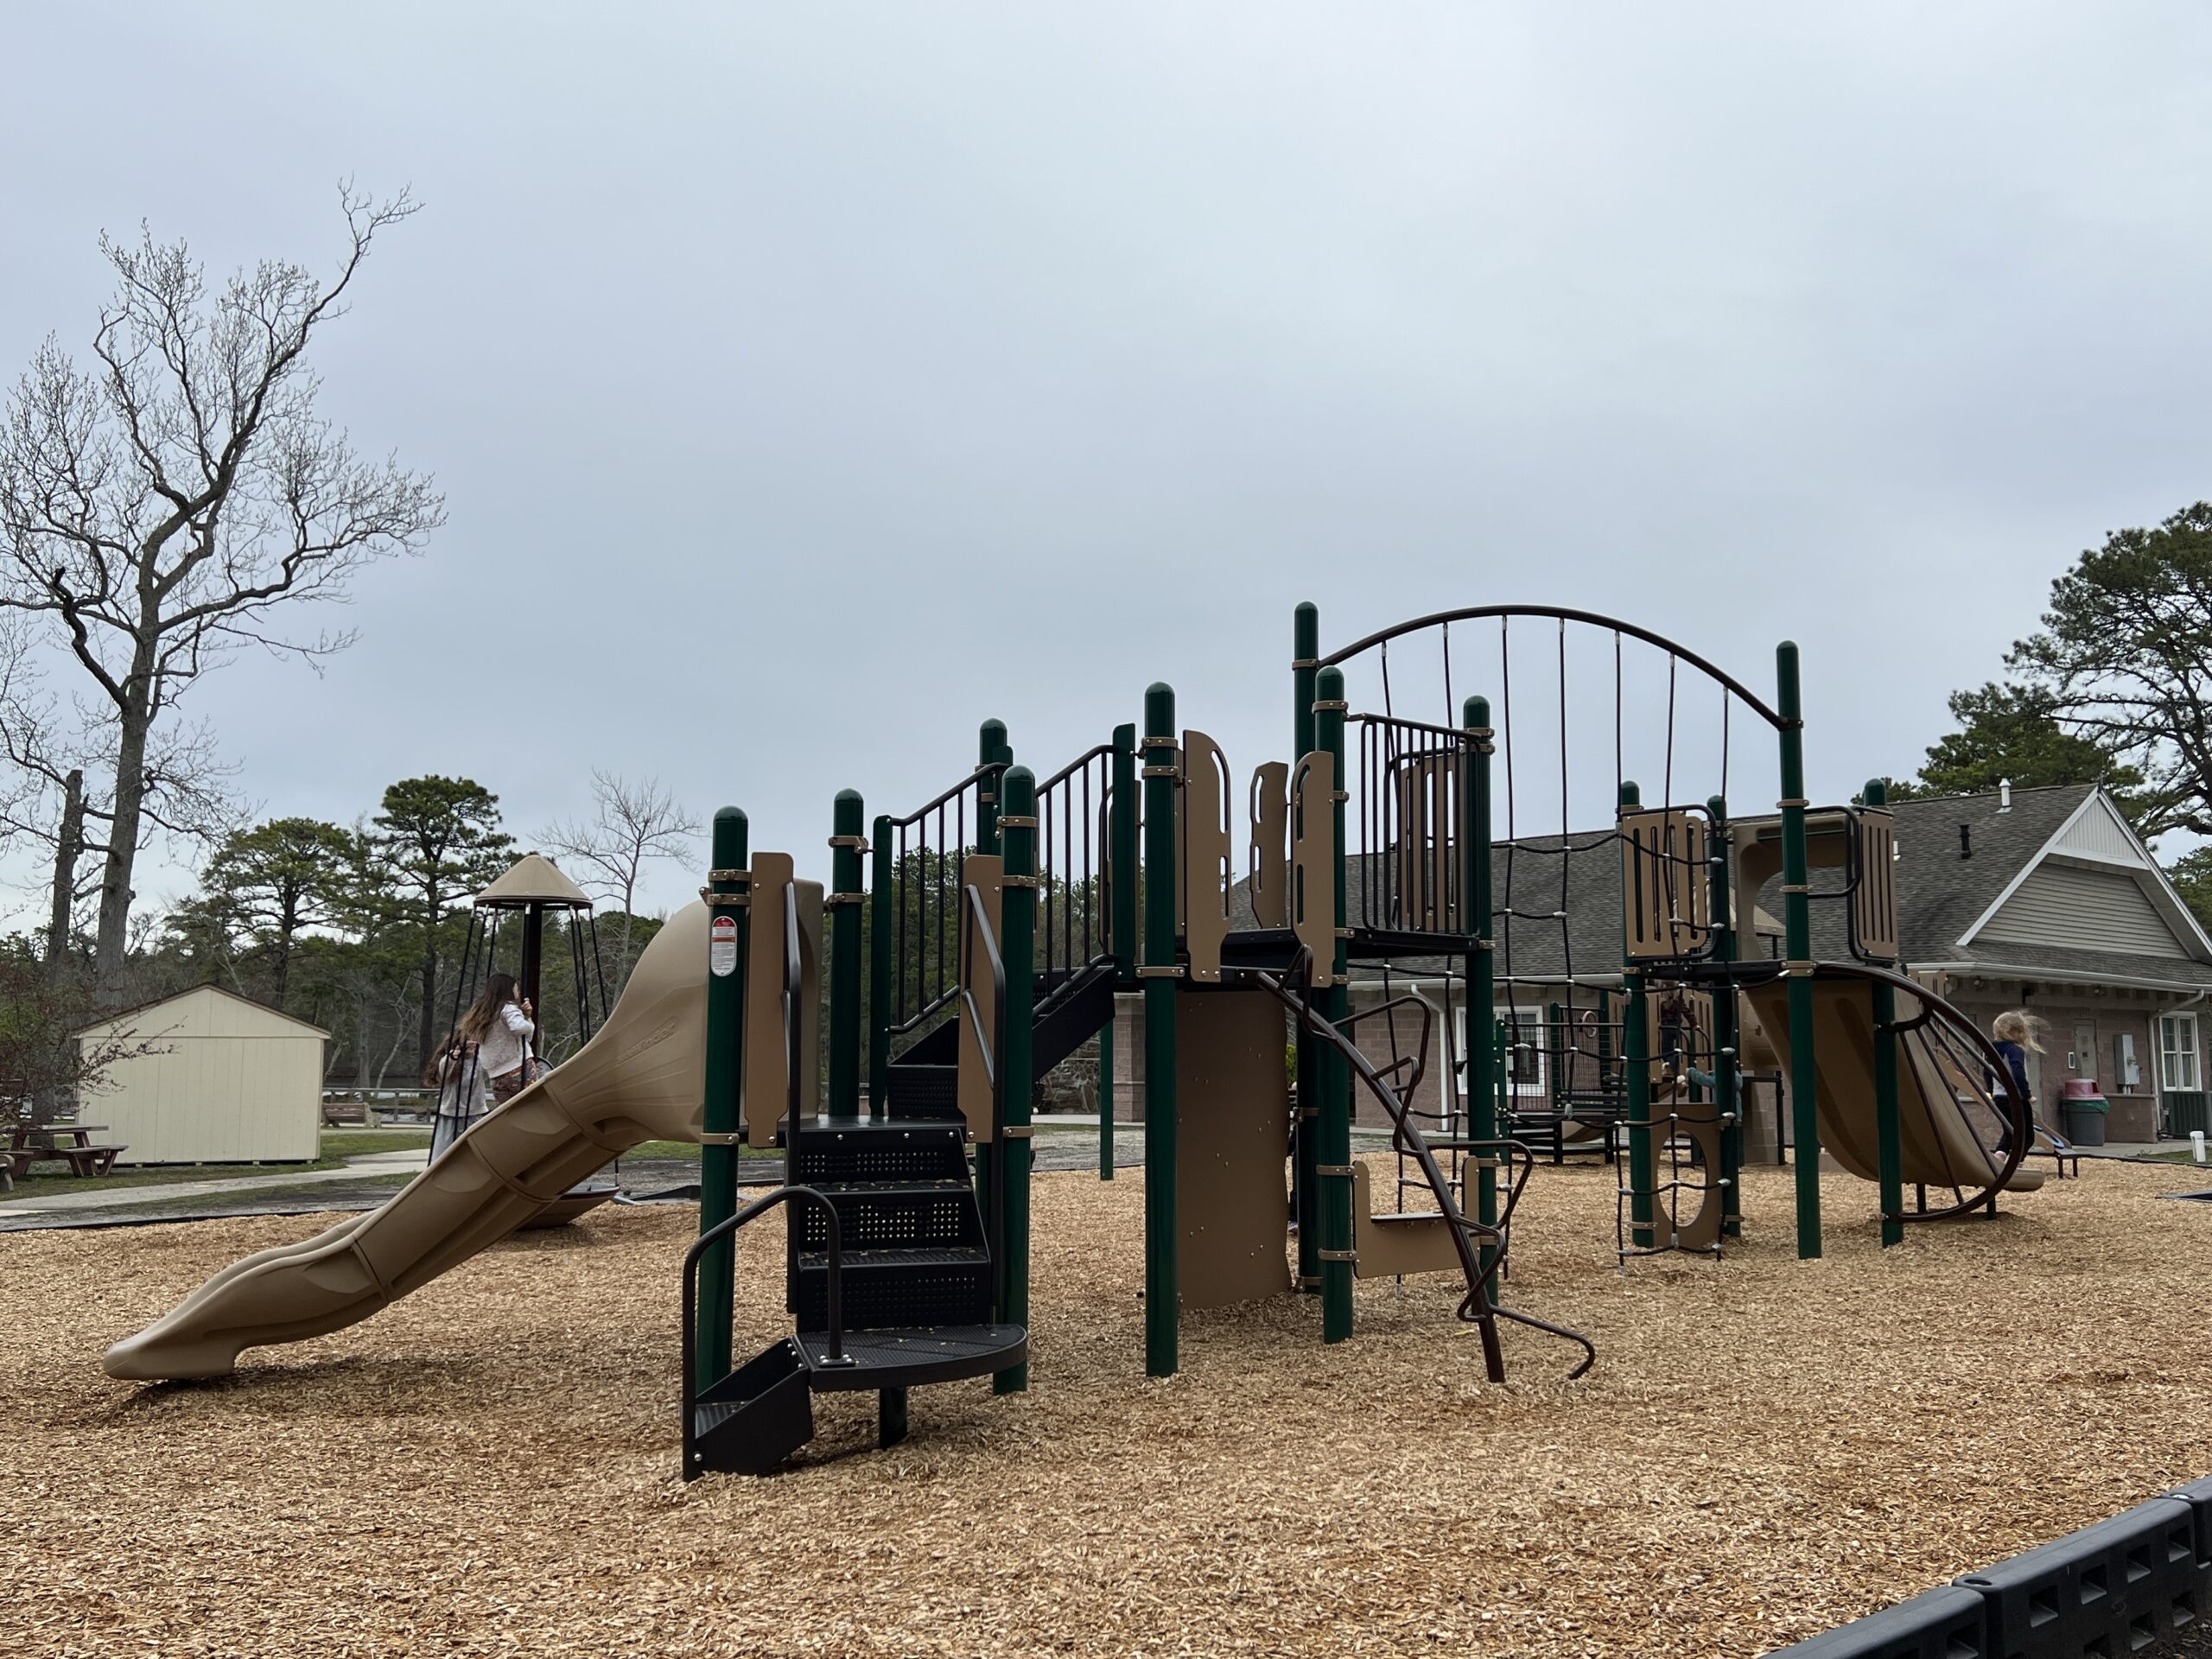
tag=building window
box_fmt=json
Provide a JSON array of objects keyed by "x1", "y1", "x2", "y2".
[{"x1": 2159, "y1": 1013, "x2": 2200, "y2": 1093}]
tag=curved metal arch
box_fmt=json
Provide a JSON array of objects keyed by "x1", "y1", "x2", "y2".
[{"x1": 1314, "y1": 605, "x2": 1788, "y2": 731}]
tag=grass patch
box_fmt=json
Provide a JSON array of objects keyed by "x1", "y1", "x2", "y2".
[
  {"x1": 320, "y1": 1129, "x2": 434, "y2": 1157},
  {"x1": 625, "y1": 1141, "x2": 779, "y2": 1161}
]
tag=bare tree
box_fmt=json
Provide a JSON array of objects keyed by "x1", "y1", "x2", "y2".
[
  {"x1": 0, "y1": 186, "x2": 443, "y2": 1000},
  {"x1": 538, "y1": 771, "x2": 702, "y2": 985}
]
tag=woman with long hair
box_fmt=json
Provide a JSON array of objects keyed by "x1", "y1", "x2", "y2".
[{"x1": 424, "y1": 973, "x2": 538, "y2": 1158}]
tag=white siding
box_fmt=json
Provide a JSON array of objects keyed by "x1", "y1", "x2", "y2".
[
  {"x1": 78, "y1": 986, "x2": 325, "y2": 1164},
  {"x1": 2052, "y1": 798, "x2": 2147, "y2": 865},
  {"x1": 1979, "y1": 866, "x2": 2183, "y2": 956}
]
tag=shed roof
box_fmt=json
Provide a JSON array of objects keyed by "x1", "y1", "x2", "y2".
[{"x1": 76, "y1": 982, "x2": 332, "y2": 1040}]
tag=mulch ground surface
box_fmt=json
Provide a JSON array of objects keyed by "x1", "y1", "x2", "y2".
[{"x1": 4, "y1": 1156, "x2": 2209, "y2": 1657}]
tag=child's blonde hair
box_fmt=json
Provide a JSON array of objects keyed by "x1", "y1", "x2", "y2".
[{"x1": 1992, "y1": 1010, "x2": 2044, "y2": 1052}]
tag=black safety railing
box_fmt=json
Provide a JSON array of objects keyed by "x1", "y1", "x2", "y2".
[
  {"x1": 1033, "y1": 742, "x2": 1116, "y2": 984},
  {"x1": 882, "y1": 763, "x2": 1007, "y2": 1049},
  {"x1": 1350, "y1": 712, "x2": 1477, "y2": 938}
]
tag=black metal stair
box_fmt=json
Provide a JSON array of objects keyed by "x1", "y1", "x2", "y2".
[
  {"x1": 684, "y1": 1118, "x2": 1027, "y2": 1480},
  {"x1": 884, "y1": 958, "x2": 1118, "y2": 1122}
]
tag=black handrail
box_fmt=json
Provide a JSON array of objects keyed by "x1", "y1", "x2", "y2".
[
  {"x1": 882, "y1": 762, "x2": 1006, "y2": 1046},
  {"x1": 680, "y1": 1184, "x2": 854, "y2": 1476},
  {"x1": 959, "y1": 882, "x2": 1008, "y2": 1269}
]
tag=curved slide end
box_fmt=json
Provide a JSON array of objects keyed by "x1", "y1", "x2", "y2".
[{"x1": 101, "y1": 903, "x2": 710, "y2": 1382}]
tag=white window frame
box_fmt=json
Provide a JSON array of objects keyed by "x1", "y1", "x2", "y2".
[
  {"x1": 2159, "y1": 1012, "x2": 2200, "y2": 1093},
  {"x1": 1452, "y1": 1007, "x2": 1554, "y2": 1102}
]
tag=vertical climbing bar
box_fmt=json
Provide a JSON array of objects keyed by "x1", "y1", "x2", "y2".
[
  {"x1": 1141, "y1": 683, "x2": 1180, "y2": 1377},
  {"x1": 829, "y1": 790, "x2": 864, "y2": 1122},
  {"x1": 868, "y1": 813, "x2": 893, "y2": 1117},
  {"x1": 1316, "y1": 665, "x2": 1354, "y2": 1344},
  {"x1": 1707, "y1": 793, "x2": 1744, "y2": 1240},
  {"x1": 1462, "y1": 695, "x2": 1498, "y2": 1277},
  {"x1": 996, "y1": 767, "x2": 1037, "y2": 1392},
  {"x1": 696, "y1": 807, "x2": 749, "y2": 1389},
  {"x1": 1864, "y1": 777, "x2": 1904, "y2": 1249},
  {"x1": 1777, "y1": 641, "x2": 1822, "y2": 1260},
  {"x1": 1621, "y1": 781, "x2": 1656, "y2": 1251},
  {"x1": 1107, "y1": 720, "x2": 1138, "y2": 1182},
  {"x1": 1292, "y1": 601, "x2": 1321, "y2": 1293}
]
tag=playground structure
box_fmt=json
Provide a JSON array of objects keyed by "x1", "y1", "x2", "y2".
[{"x1": 102, "y1": 602, "x2": 2038, "y2": 1481}]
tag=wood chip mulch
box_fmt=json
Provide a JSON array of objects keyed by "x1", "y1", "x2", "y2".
[{"x1": 5, "y1": 1155, "x2": 2210, "y2": 1657}]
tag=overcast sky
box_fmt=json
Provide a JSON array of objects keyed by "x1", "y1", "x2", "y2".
[{"x1": 3, "y1": 3, "x2": 2209, "y2": 924}]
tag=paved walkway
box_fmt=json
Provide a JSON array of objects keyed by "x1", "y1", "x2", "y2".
[{"x1": 0, "y1": 1149, "x2": 426, "y2": 1217}]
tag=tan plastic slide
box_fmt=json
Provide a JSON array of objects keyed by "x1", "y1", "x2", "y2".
[
  {"x1": 103, "y1": 902, "x2": 713, "y2": 1381},
  {"x1": 1744, "y1": 977, "x2": 2043, "y2": 1198}
]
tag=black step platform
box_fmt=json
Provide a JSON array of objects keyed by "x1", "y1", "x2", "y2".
[{"x1": 798, "y1": 1323, "x2": 1027, "y2": 1389}]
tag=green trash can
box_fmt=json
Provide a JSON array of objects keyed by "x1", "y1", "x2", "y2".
[{"x1": 2061, "y1": 1080, "x2": 2108, "y2": 1147}]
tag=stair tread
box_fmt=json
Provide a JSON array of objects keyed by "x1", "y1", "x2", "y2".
[
  {"x1": 806, "y1": 1179, "x2": 974, "y2": 1197},
  {"x1": 794, "y1": 1244, "x2": 988, "y2": 1269},
  {"x1": 796, "y1": 1323, "x2": 1027, "y2": 1389}
]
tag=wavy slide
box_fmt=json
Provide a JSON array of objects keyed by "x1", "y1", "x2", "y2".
[
  {"x1": 1745, "y1": 969, "x2": 2041, "y2": 1216},
  {"x1": 103, "y1": 903, "x2": 712, "y2": 1381}
]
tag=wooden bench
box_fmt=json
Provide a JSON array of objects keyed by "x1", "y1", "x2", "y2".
[
  {"x1": 4, "y1": 1147, "x2": 35, "y2": 1182},
  {"x1": 58, "y1": 1145, "x2": 124, "y2": 1177}
]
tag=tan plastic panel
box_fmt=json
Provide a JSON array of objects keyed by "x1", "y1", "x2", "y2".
[
  {"x1": 1853, "y1": 809, "x2": 1898, "y2": 963},
  {"x1": 1175, "y1": 988, "x2": 1293, "y2": 1310},
  {"x1": 743, "y1": 853, "x2": 798, "y2": 1148},
  {"x1": 102, "y1": 900, "x2": 714, "y2": 1381},
  {"x1": 957, "y1": 855, "x2": 1004, "y2": 1143},
  {"x1": 1247, "y1": 761, "x2": 1290, "y2": 929},
  {"x1": 1745, "y1": 978, "x2": 2044, "y2": 1196},
  {"x1": 1351, "y1": 1161, "x2": 1461, "y2": 1279},
  {"x1": 1392, "y1": 754, "x2": 1459, "y2": 932},
  {"x1": 1619, "y1": 808, "x2": 1711, "y2": 958},
  {"x1": 1290, "y1": 750, "x2": 1337, "y2": 988},
  {"x1": 1181, "y1": 730, "x2": 1232, "y2": 984}
]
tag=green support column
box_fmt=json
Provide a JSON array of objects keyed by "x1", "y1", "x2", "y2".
[
  {"x1": 1292, "y1": 601, "x2": 1322, "y2": 1292},
  {"x1": 1141, "y1": 683, "x2": 1180, "y2": 1376},
  {"x1": 696, "y1": 807, "x2": 748, "y2": 1389},
  {"x1": 868, "y1": 813, "x2": 893, "y2": 1118},
  {"x1": 1315, "y1": 666, "x2": 1354, "y2": 1344},
  {"x1": 979, "y1": 718, "x2": 1009, "y2": 853},
  {"x1": 1864, "y1": 778, "x2": 1904, "y2": 1247},
  {"x1": 1620, "y1": 781, "x2": 1656, "y2": 1251},
  {"x1": 829, "y1": 790, "x2": 865, "y2": 1122},
  {"x1": 1777, "y1": 641, "x2": 1822, "y2": 1260},
  {"x1": 1462, "y1": 696, "x2": 1499, "y2": 1277},
  {"x1": 1106, "y1": 721, "x2": 1138, "y2": 1182},
  {"x1": 1707, "y1": 795, "x2": 1744, "y2": 1240},
  {"x1": 996, "y1": 767, "x2": 1037, "y2": 1392}
]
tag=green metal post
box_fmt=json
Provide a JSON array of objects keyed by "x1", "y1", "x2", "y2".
[
  {"x1": 1777, "y1": 641, "x2": 1822, "y2": 1260},
  {"x1": 868, "y1": 813, "x2": 893, "y2": 1118},
  {"x1": 1316, "y1": 666, "x2": 1354, "y2": 1343},
  {"x1": 979, "y1": 718, "x2": 1008, "y2": 854},
  {"x1": 995, "y1": 767, "x2": 1037, "y2": 1392},
  {"x1": 1864, "y1": 777, "x2": 1904, "y2": 1248},
  {"x1": 1106, "y1": 721, "x2": 1138, "y2": 1182},
  {"x1": 1462, "y1": 696, "x2": 1498, "y2": 1277},
  {"x1": 1141, "y1": 683, "x2": 1179, "y2": 1376},
  {"x1": 1707, "y1": 794, "x2": 1743, "y2": 1240},
  {"x1": 829, "y1": 790, "x2": 864, "y2": 1122},
  {"x1": 696, "y1": 807, "x2": 748, "y2": 1389},
  {"x1": 1292, "y1": 601, "x2": 1321, "y2": 1293},
  {"x1": 1620, "y1": 780, "x2": 1656, "y2": 1251}
]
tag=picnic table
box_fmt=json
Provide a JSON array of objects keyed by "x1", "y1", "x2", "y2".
[{"x1": 6, "y1": 1119, "x2": 127, "y2": 1177}]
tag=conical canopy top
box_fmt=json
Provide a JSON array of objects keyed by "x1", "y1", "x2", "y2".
[{"x1": 474, "y1": 852, "x2": 593, "y2": 911}]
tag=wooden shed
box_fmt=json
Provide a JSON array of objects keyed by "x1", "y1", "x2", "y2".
[{"x1": 76, "y1": 986, "x2": 328, "y2": 1165}]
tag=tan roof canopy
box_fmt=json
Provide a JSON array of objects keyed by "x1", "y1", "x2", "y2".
[{"x1": 474, "y1": 852, "x2": 593, "y2": 910}]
